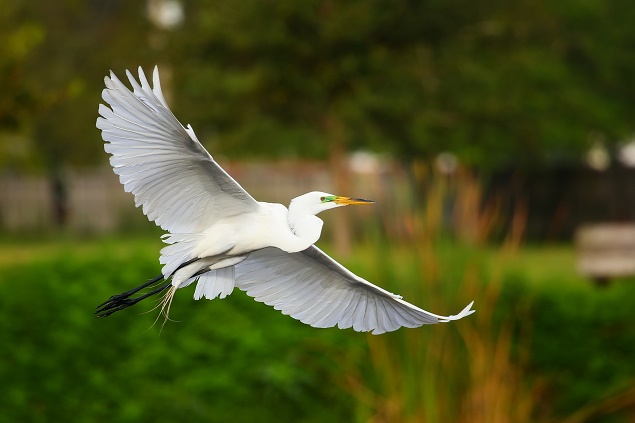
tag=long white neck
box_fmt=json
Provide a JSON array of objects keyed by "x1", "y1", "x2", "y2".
[{"x1": 283, "y1": 204, "x2": 324, "y2": 253}]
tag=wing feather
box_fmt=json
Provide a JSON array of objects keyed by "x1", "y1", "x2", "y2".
[
  {"x1": 97, "y1": 66, "x2": 259, "y2": 233},
  {"x1": 311, "y1": 290, "x2": 344, "y2": 328},
  {"x1": 235, "y1": 246, "x2": 475, "y2": 334}
]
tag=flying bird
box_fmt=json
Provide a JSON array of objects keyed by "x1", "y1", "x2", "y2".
[{"x1": 95, "y1": 67, "x2": 475, "y2": 334}]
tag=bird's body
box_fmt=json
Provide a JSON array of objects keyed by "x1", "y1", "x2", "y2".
[
  {"x1": 196, "y1": 199, "x2": 322, "y2": 257},
  {"x1": 164, "y1": 198, "x2": 324, "y2": 288},
  {"x1": 95, "y1": 66, "x2": 475, "y2": 334}
]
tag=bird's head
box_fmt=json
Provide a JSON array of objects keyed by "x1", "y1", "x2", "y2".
[{"x1": 290, "y1": 191, "x2": 374, "y2": 216}]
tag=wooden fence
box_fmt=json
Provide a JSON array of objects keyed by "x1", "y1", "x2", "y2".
[{"x1": 0, "y1": 160, "x2": 399, "y2": 235}]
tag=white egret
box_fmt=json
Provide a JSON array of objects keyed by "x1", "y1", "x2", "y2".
[{"x1": 95, "y1": 67, "x2": 475, "y2": 334}]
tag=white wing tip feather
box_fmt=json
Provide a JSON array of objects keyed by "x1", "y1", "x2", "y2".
[
  {"x1": 438, "y1": 301, "x2": 475, "y2": 323},
  {"x1": 185, "y1": 124, "x2": 200, "y2": 143}
]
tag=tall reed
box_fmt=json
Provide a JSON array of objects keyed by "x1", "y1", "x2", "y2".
[{"x1": 335, "y1": 163, "x2": 538, "y2": 422}]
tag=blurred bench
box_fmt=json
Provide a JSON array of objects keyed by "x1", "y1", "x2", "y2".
[{"x1": 575, "y1": 223, "x2": 635, "y2": 285}]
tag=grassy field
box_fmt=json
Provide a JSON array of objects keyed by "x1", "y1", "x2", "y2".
[{"x1": 1, "y1": 236, "x2": 634, "y2": 422}]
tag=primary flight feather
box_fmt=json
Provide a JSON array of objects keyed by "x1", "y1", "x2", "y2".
[{"x1": 95, "y1": 66, "x2": 475, "y2": 334}]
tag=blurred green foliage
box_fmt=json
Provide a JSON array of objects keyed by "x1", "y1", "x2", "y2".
[
  {"x1": 1, "y1": 238, "x2": 635, "y2": 422},
  {"x1": 530, "y1": 281, "x2": 635, "y2": 417},
  {"x1": 2, "y1": 0, "x2": 635, "y2": 170},
  {"x1": 0, "y1": 238, "x2": 357, "y2": 422}
]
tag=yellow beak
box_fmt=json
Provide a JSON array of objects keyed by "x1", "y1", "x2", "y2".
[{"x1": 333, "y1": 196, "x2": 375, "y2": 205}]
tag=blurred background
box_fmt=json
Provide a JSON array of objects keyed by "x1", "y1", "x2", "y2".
[{"x1": 2, "y1": 1, "x2": 635, "y2": 422}]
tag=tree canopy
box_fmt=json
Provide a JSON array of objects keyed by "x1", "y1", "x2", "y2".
[{"x1": 2, "y1": 0, "x2": 634, "y2": 170}]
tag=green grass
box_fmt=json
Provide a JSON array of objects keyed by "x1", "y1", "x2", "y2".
[{"x1": 1, "y1": 236, "x2": 635, "y2": 422}]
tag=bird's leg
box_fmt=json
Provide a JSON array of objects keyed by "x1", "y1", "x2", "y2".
[
  {"x1": 95, "y1": 281, "x2": 172, "y2": 317},
  {"x1": 95, "y1": 257, "x2": 201, "y2": 317},
  {"x1": 96, "y1": 273, "x2": 164, "y2": 309}
]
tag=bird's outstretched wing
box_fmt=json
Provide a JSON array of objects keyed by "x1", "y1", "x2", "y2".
[
  {"x1": 235, "y1": 245, "x2": 475, "y2": 334},
  {"x1": 97, "y1": 66, "x2": 259, "y2": 233}
]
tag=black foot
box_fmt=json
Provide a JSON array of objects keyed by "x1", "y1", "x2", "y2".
[
  {"x1": 96, "y1": 296, "x2": 144, "y2": 317},
  {"x1": 95, "y1": 280, "x2": 171, "y2": 317}
]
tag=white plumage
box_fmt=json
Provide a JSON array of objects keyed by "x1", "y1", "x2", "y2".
[{"x1": 95, "y1": 66, "x2": 475, "y2": 334}]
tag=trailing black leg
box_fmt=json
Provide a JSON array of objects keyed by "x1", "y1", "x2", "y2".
[{"x1": 95, "y1": 257, "x2": 200, "y2": 317}]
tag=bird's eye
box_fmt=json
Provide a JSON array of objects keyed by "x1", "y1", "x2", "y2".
[{"x1": 320, "y1": 196, "x2": 325, "y2": 202}]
